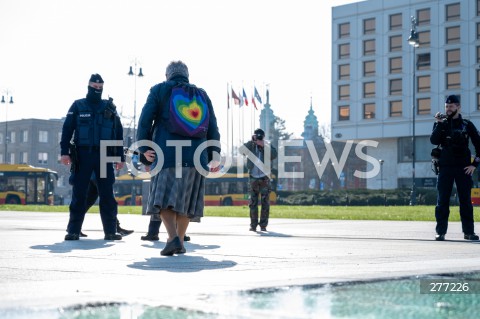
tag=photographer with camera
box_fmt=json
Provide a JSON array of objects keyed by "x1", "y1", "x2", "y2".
[
  {"x1": 430, "y1": 95, "x2": 480, "y2": 241},
  {"x1": 239, "y1": 128, "x2": 277, "y2": 232}
]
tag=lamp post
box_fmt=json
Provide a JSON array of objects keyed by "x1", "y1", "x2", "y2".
[
  {"x1": 408, "y1": 16, "x2": 419, "y2": 206},
  {"x1": 379, "y1": 159, "x2": 384, "y2": 191},
  {"x1": 128, "y1": 58, "x2": 144, "y2": 206},
  {"x1": 1, "y1": 90, "x2": 14, "y2": 164}
]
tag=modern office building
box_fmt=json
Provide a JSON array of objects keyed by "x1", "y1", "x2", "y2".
[{"x1": 331, "y1": 0, "x2": 480, "y2": 189}]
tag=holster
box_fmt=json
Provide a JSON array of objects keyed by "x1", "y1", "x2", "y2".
[{"x1": 69, "y1": 143, "x2": 79, "y2": 173}]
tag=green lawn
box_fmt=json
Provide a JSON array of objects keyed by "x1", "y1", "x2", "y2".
[{"x1": 1, "y1": 204, "x2": 477, "y2": 222}]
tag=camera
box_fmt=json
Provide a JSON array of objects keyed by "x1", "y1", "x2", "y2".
[
  {"x1": 436, "y1": 113, "x2": 448, "y2": 120},
  {"x1": 252, "y1": 134, "x2": 264, "y2": 141}
]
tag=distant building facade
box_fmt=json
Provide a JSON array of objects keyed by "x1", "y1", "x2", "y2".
[{"x1": 331, "y1": 0, "x2": 479, "y2": 189}]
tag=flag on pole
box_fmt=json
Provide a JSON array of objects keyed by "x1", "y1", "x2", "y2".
[
  {"x1": 254, "y1": 86, "x2": 262, "y2": 104},
  {"x1": 231, "y1": 88, "x2": 240, "y2": 105},
  {"x1": 251, "y1": 95, "x2": 257, "y2": 110},
  {"x1": 242, "y1": 88, "x2": 248, "y2": 106}
]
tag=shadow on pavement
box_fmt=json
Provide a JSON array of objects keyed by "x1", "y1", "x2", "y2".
[
  {"x1": 127, "y1": 255, "x2": 237, "y2": 272},
  {"x1": 30, "y1": 240, "x2": 117, "y2": 253}
]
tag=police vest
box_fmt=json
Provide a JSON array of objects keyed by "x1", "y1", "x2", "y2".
[{"x1": 74, "y1": 99, "x2": 117, "y2": 147}]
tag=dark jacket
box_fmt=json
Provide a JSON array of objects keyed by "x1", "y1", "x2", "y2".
[
  {"x1": 430, "y1": 114, "x2": 480, "y2": 167},
  {"x1": 239, "y1": 140, "x2": 278, "y2": 174},
  {"x1": 136, "y1": 75, "x2": 220, "y2": 170},
  {"x1": 60, "y1": 98, "x2": 124, "y2": 161}
]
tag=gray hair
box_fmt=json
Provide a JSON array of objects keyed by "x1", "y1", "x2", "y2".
[{"x1": 165, "y1": 60, "x2": 189, "y2": 80}]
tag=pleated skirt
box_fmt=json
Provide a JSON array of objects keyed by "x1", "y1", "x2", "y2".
[{"x1": 145, "y1": 167, "x2": 205, "y2": 222}]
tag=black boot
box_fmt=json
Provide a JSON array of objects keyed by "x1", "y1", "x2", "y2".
[{"x1": 117, "y1": 219, "x2": 134, "y2": 236}]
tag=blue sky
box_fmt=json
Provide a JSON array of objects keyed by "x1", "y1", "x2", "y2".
[{"x1": 0, "y1": 0, "x2": 359, "y2": 145}]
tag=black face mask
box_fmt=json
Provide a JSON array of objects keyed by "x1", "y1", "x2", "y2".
[{"x1": 86, "y1": 86, "x2": 103, "y2": 103}]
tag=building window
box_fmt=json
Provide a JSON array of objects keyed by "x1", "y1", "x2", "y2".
[
  {"x1": 20, "y1": 152, "x2": 28, "y2": 164},
  {"x1": 398, "y1": 136, "x2": 431, "y2": 163},
  {"x1": 339, "y1": 43, "x2": 350, "y2": 59},
  {"x1": 339, "y1": 23, "x2": 350, "y2": 38},
  {"x1": 38, "y1": 152, "x2": 48, "y2": 164},
  {"x1": 363, "y1": 18, "x2": 375, "y2": 34},
  {"x1": 477, "y1": 92, "x2": 480, "y2": 110},
  {"x1": 477, "y1": 46, "x2": 480, "y2": 63},
  {"x1": 417, "y1": 53, "x2": 431, "y2": 70},
  {"x1": 0, "y1": 133, "x2": 3, "y2": 144},
  {"x1": 389, "y1": 13, "x2": 402, "y2": 30},
  {"x1": 417, "y1": 98, "x2": 431, "y2": 115},
  {"x1": 363, "y1": 82, "x2": 375, "y2": 98},
  {"x1": 418, "y1": 31, "x2": 430, "y2": 47},
  {"x1": 339, "y1": 105, "x2": 350, "y2": 121},
  {"x1": 338, "y1": 85, "x2": 350, "y2": 100},
  {"x1": 338, "y1": 64, "x2": 350, "y2": 80},
  {"x1": 446, "y1": 72, "x2": 461, "y2": 89},
  {"x1": 417, "y1": 76, "x2": 431, "y2": 93},
  {"x1": 446, "y1": 49, "x2": 460, "y2": 67},
  {"x1": 363, "y1": 39, "x2": 375, "y2": 56},
  {"x1": 363, "y1": 103, "x2": 375, "y2": 119},
  {"x1": 0, "y1": 154, "x2": 3, "y2": 164},
  {"x1": 389, "y1": 79, "x2": 402, "y2": 95},
  {"x1": 478, "y1": 0, "x2": 480, "y2": 16},
  {"x1": 39, "y1": 130, "x2": 48, "y2": 143},
  {"x1": 477, "y1": 22, "x2": 480, "y2": 39},
  {"x1": 417, "y1": 8, "x2": 430, "y2": 26},
  {"x1": 390, "y1": 57, "x2": 402, "y2": 74},
  {"x1": 477, "y1": 69, "x2": 480, "y2": 87},
  {"x1": 389, "y1": 100, "x2": 402, "y2": 117},
  {"x1": 389, "y1": 35, "x2": 402, "y2": 52},
  {"x1": 10, "y1": 131, "x2": 15, "y2": 144},
  {"x1": 446, "y1": 3, "x2": 460, "y2": 21},
  {"x1": 363, "y1": 60, "x2": 375, "y2": 77},
  {"x1": 446, "y1": 26, "x2": 460, "y2": 44},
  {"x1": 21, "y1": 130, "x2": 28, "y2": 143},
  {"x1": 9, "y1": 153, "x2": 15, "y2": 164}
]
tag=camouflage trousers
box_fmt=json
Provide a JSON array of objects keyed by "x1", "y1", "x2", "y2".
[{"x1": 249, "y1": 176, "x2": 271, "y2": 228}]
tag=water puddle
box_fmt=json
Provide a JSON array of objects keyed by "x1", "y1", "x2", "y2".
[{"x1": 2, "y1": 272, "x2": 479, "y2": 318}]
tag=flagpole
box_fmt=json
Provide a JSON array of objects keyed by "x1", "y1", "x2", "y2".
[{"x1": 226, "y1": 82, "x2": 230, "y2": 166}]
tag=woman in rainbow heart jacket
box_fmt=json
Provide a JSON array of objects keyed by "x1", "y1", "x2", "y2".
[{"x1": 136, "y1": 60, "x2": 221, "y2": 256}]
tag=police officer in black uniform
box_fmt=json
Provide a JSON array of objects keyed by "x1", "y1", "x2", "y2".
[
  {"x1": 430, "y1": 95, "x2": 480, "y2": 241},
  {"x1": 60, "y1": 74, "x2": 125, "y2": 241}
]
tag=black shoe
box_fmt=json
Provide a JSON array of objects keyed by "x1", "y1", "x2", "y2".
[
  {"x1": 79, "y1": 232, "x2": 88, "y2": 238},
  {"x1": 117, "y1": 227, "x2": 134, "y2": 237},
  {"x1": 104, "y1": 233, "x2": 122, "y2": 240},
  {"x1": 161, "y1": 236, "x2": 182, "y2": 256},
  {"x1": 141, "y1": 233, "x2": 159, "y2": 241},
  {"x1": 435, "y1": 234, "x2": 445, "y2": 241},
  {"x1": 177, "y1": 245, "x2": 186, "y2": 254},
  {"x1": 464, "y1": 233, "x2": 479, "y2": 240},
  {"x1": 260, "y1": 227, "x2": 267, "y2": 231},
  {"x1": 65, "y1": 233, "x2": 79, "y2": 241},
  {"x1": 249, "y1": 226, "x2": 257, "y2": 231},
  {"x1": 184, "y1": 235, "x2": 191, "y2": 242}
]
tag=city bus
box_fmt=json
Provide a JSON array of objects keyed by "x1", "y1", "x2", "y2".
[
  {"x1": 0, "y1": 164, "x2": 58, "y2": 205},
  {"x1": 114, "y1": 172, "x2": 151, "y2": 206},
  {"x1": 205, "y1": 173, "x2": 277, "y2": 206}
]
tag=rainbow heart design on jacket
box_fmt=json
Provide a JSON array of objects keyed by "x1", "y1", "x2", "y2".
[{"x1": 174, "y1": 98, "x2": 204, "y2": 128}]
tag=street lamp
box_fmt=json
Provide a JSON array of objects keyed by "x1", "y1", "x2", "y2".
[
  {"x1": 128, "y1": 58, "x2": 144, "y2": 206},
  {"x1": 379, "y1": 159, "x2": 384, "y2": 191},
  {"x1": 1, "y1": 90, "x2": 14, "y2": 164},
  {"x1": 408, "y1": 16, "x2": 419, "y2": 206}
]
